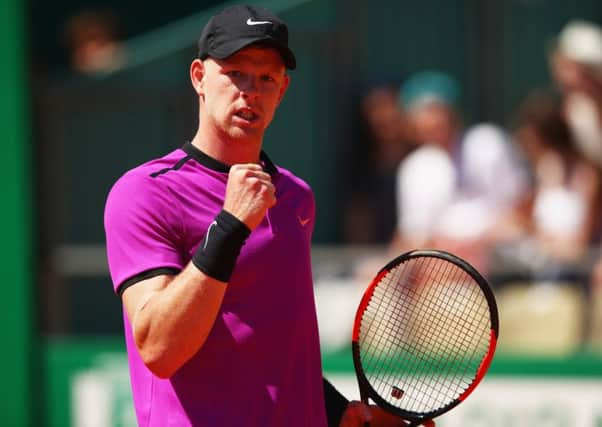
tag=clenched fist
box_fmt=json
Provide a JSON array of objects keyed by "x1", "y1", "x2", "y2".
[{"x1": 223, "y1": 163, "x2": 276, "y2": 230}]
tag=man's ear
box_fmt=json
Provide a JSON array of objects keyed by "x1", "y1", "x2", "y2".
[
  {"x1": 190, "y1": 59, "x2": 205, "y2": 96},
  {"x1": 277, "y1": 73, "x2": 290, "y2": 104}
]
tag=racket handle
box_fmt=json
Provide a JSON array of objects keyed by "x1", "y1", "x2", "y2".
[
  {"x1": 357, "y1": 376, "x2": 371, "y2": 427},
  {"x1": 361, "y1": 393, "x2": 370, "y2": 427}
]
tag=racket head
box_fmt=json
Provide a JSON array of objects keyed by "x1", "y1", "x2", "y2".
[{"x1": 352, "y1": 249, "x2": 499, "y2": 423}]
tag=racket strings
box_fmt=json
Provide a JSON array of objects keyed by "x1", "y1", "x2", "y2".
[
  {"x1": 389, "y1": 264, "x2": 489, "y2": 410},
  {"x1": 360, "y1": 270, "x2": 468, "y2": 408},
  {"x1": 417, "y1": 259, "x2": 490, "y2": 359},
  {"x1": 407, "y1": 258, "x2": 490, "y2": 411},
  {"x1": 363, "y1": 275, "x2": 489, "y2": 410},
  {"x1": 358, "y1": 256, "x2": 492, "y2": 414},
  {"x1": 362, "y1": 295, "x2": 484, "y2": 412}
]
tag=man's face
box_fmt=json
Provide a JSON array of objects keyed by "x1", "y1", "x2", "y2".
[
  {"x1": 197, "y1": 46, "x2": 290, "y2": 143},
  {"x1": 407, "y1": 102, "x2": 458, "y2": 148}
]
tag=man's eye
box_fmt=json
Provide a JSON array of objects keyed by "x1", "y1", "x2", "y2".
[
  {"x1": 261, "y1": 75, "x2": 275, "y2": 83},
  {"x1": 228, "y1": 70, "x2": 242, "y2": 77}
]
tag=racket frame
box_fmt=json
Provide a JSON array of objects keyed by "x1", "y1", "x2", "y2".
[{"x1": 351, "y1": 249, "x2": 499, "y2": 425}]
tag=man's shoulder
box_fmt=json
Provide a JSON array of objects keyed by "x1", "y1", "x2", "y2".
[
  {"x1": 131, "y1": 147, "x2": 190, "y2": 177},
  {"x1": 118, "y1": 147, "x2": 189, "y2": 181},
  {"x1": 276, "y1": 165, "x2": 313, "y2": 195},
  {"x1": 107, "y1": 148, "x2": 188, "y2": 205}
]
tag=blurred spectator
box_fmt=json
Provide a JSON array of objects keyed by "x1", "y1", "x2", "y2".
[
  {"x1": 550, "y1": 20, "x2": 602, "y2": 169},
  {"x1": 442, "y1": 124, "x2": 529, "y2": 244},
  {"x1": 507, "y1": 90, "x2": 601, "y2": 278},
  {"x1": 392, "y1": 70, "x2": 527, "y2": 272},
  {"x1": 344, "y1": 81, "x2": 411, "y2": 243},
  {"x1": 590, "y1": 252, "x2": 602, "y2": 349},
  {"x1": 63, "y1": 9, "x2": 125, "y2": 74},
  {"x1": 393, "y1": 70, "x2": 461, "y2": 252}
]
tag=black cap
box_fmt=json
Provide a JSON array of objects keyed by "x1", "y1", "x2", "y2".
[{"x1": 198, "y1": 5, "x2": 296, "y2": 70}]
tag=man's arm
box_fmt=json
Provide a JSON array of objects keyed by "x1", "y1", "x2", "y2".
[
  {"x1": 120, "y1": 163, "x2": 275, "y2": 378},
  {"x1": 122, "y1": 266, "x2": 227, "y2": 378}
]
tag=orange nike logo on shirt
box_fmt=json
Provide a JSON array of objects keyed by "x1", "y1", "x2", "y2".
[{"x1": 298, "y1": 216, "x2": 310, "y2": 226}]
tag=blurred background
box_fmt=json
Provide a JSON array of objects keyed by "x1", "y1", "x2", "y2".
[{"x1": 2, "y1": 0, "x2": 602, "y2": 425}]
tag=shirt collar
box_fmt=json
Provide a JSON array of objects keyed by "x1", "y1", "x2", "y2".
[{"x1": 182, "y1": 142, "x2": 278, "y2": 177}]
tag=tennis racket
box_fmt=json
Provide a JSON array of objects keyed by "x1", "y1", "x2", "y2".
[{"x1": 352, "y1": 249, "x2": 499, "y2": 426}]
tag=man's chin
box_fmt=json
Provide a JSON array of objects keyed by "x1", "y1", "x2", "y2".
[{"x1": 228, "y1": 126, "x2": 263, "y2": 142}]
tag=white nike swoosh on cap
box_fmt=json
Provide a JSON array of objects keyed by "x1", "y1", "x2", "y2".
[{"x1": 246, "y1": 18, "x2": 272, "y2": 26}]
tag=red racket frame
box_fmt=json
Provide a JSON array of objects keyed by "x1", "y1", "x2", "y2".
[{"x1": 351, "y1": 249, "x2": 499, "y2": 426}]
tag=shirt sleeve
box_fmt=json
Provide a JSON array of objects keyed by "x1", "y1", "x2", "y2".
[{"x1": 104, "y1": 171, "x2": 185, "y2": 295}]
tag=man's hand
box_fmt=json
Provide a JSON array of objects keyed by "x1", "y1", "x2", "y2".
[
  {"x1": 339, "y1": 401, "x2": 435, "y2": 427},
  {"x1": 223, "y1": 163, "x2": 276, "y2": 230}
]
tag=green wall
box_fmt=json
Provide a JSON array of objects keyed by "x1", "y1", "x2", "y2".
[
  {"x1": 43, "y1": 338, "x2": 602, "y2": 427},
  {"x1": 0, "y1": 0, "x2": 32, "y2": 425}
]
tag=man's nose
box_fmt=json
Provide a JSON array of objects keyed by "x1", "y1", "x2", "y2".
[{"x1": 241, "y1": 76, "x2": 259, "y2": 97}]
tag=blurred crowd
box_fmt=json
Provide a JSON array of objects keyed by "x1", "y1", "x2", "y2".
[
  {"x1": 51, "y1": 9, "x2": 602, "y2": 350},
  {"x1": 344, "y1": 20, "x2": 602, "y2": 350},
  {"x1": 58, "y1": 10, "x2": 602, "y2": 282},
  {"x1": 62, "y1": 8, "x2": 125, "y2": 75}
]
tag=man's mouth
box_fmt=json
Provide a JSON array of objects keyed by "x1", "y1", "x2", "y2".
[{"x1": 235, "y1": 109, "x2": 258, "y2": 121}]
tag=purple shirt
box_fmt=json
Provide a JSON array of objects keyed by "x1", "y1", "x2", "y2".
[{"x1": 104, "y1": 143, "x2": 327, "y2": 426}]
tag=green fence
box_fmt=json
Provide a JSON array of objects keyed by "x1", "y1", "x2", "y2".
[
  {"x1": 43, "y1": 337, "x2": 602, "y2": 427},
  {"x1": 0, "y1": 0, "x2": 32, "y2": 426}
]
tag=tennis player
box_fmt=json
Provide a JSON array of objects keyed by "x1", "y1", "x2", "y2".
[{"x1": 105, "y1": 4, "x2": 431, "y2": 426}]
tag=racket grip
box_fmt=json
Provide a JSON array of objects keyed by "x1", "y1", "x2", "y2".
[
  {"x1": 361, "y1": 392, "x2": 370, "y2": 427},
  {"x1": 357, "y1": 375, "x2": 370, "y2": 427}
]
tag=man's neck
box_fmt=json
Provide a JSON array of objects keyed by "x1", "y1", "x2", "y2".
[{"x1": 190, "y1": 129, "x2": 262, "y2": 166}]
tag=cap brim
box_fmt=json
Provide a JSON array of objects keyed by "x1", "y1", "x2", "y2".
[{"x1": 209, "y1": 36, "x2": 296, "y2": 70}]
